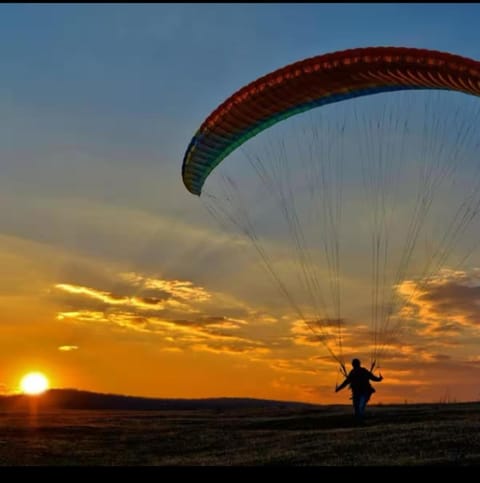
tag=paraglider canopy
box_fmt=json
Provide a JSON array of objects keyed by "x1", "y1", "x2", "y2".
[
  {"x1": 181, "y1": 46, "x2": 480, "y2": 374},
  {"x1": 182, "y1": 46, "x2": 480, "y2": 195}
]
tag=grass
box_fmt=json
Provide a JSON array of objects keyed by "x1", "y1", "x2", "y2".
[{"x1": 0, "y1": 402, "x2": 479, "y2": 465}]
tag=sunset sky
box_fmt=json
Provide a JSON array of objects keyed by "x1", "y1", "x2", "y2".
[{"x1": 2, "y1": 4, "x2": 480, "y2": 404}]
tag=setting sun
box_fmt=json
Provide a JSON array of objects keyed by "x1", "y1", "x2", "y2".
[{"x1": 20, "y1": 372, "x2": 49, "y2": 395}]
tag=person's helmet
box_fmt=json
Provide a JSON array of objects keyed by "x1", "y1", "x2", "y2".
[{"x1": 352, "y1": 358, "x2": 361, "y2": 368}]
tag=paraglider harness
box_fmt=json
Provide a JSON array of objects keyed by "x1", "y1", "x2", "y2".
[{"x1": 339, "y1": 360, "x2": 377, "y2": 401}]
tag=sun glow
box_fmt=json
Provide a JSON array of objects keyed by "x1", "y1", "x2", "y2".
[{"x1": 20, "y1": 372, "x2": 49, "y2": 395}]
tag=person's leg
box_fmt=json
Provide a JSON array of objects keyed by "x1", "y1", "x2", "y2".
[
  {"x1": 352, "y1": 395, "x2": 361, "y2": 421},
  {"x1": 358, "y1": 395, "x2": 367, "y2": 420},
  {"x1": 353, "y1": 394, "x2": 370, "y2": 423}
]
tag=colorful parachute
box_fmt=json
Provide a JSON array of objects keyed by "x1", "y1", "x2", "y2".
[
  {"x1": 182, "y1": 46, "x2": 480, "y2": 196},
  {"x1": 181, "y1": 47, "x2": 480, "y2": 375}
]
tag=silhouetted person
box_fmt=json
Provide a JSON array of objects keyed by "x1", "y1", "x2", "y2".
[{"x1": 335, "y1": 358, "x2": 383, "y2": 423}]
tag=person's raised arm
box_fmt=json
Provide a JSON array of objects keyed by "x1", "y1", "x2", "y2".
[
  {"x1": 369, "y1": 372, "x2": 383, "y2": 382},
  {"x1": 335, "y1": 377, "x2": 350, "y2": 393}
]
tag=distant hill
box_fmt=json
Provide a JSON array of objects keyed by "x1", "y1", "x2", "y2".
[{"x1": 0, "y1": 389, "x2": 319, "y2": 411}]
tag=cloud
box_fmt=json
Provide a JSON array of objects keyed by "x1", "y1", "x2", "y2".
[
  {"x1": 55, "y1": 280, "x2": 197, "y2": 313},
  {"x1": 54, "y1": 270, "x2": 258, "y2": 320},
  {"x1": 290, "y1": 318, "x2": 346, "y2": 347},
  {"x1": 53, "y1": 265, "x2": 480, "y2": 388},
  {"x1": 56, "y1": 284, "x2": 127, "y2": 305},
  {"x1": 191, "y1": 343, "x2": 269, "y2": 356},
  {"x1": 54, "y1": 271, "x2": 274, "y2": 357},
  {"x1": 130, "y1": 274, "x2": 211, "y2": 303},
  {"x1": 397, "y1": 268, "x2": 480, "y2": 337},
  {"x1": 58, "y1": 345, "x2": 79, "y2": 352},
  {"x1": 288, "y1": 316, "x2": 412, "y2": 364},
  {"x1": 267, "y1": 357, "x2": 322, "y2": 376},
  {"x1": 58, "y1": 311, "x2": 107, "y2": 323},
  {"x1": 57, "y1": 308, "x2": 268, "y2": 356}
]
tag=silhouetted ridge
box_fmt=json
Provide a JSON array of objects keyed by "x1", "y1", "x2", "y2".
[{"x1": 0, "y1": 389, "x2": 318, "y2": 411}]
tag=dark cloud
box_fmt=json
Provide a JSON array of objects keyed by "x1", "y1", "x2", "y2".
[
  {"x1": 421, "y1": 282, "x2": 480, "y2": 325},
  {"x1": 133, "y1": 296, "x2": 164, "y2": 306},
  {"x1": 429, "y1": 321, "x2": 464, "y2": 334},
  {"x1": 402, "y1": 274, "x2": 480, "y2": 329},
  {"x1": 421, "y1": 282, "x2": 480, "y2": 304},
  {"x1": 135, "y1": 288, "x2": 171, "y2": 299},
  {"x1": 430, "y1": 353, "x2": 451, "y2": 361}
]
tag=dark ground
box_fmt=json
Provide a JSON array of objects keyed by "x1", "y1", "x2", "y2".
[{"x1": 1, "y1": 402, "x2": 479, "y2": 465}]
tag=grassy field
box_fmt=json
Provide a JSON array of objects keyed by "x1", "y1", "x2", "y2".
[{"x1": 0, "y1": 402, "x2": 479, "y2": 465}]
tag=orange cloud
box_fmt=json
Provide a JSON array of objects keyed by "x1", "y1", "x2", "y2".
[
  {"x1": 55, "y1": 282, "x2": 194, "y2": 313},
  {"x1": 58, "y1": 345, "x2": 79, "y2": 352},
  {"x1": 397, "y1": 269, "x2": 480, "y2": 336},
  {"x1": 55, "y1": 273, "x2": 269, "y2": 356}
]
